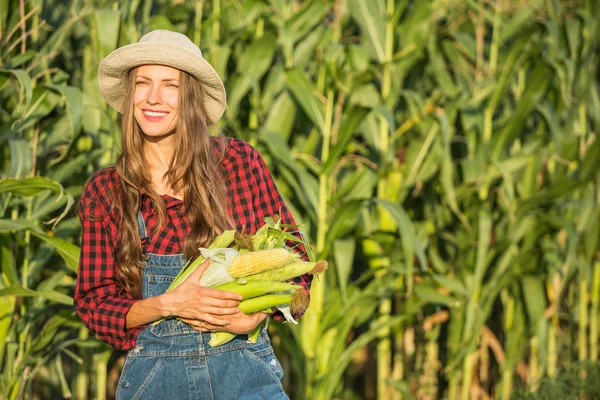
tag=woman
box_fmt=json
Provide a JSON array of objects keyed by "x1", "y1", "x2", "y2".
[{"x1": 74, "y1": 30, "x2": 312, "y2": 399}]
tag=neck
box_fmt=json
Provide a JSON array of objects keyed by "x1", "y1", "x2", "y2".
[{"x1": 143, "y1": 132, "x2": 177, "y2": 171}]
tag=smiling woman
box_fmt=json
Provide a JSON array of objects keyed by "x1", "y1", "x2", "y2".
[
  {"x1": 74, "y1": 30, "x2": 311, "y2": 399},
  {"x1": 133, "y1": 65, "x2": 180, "y2": 138}
]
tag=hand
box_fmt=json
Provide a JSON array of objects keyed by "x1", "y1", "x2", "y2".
[
  {"x1": 162, "y1": 258, "x2": 243, "y2": 328},
  {"x1": 182, "y1": 311, "x2": 269, "y2": 334}
]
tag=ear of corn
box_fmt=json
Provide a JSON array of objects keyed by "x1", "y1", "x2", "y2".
[
  {"x1": 238, "y1": 293, "x2": 293, "y2": 314},
  {"x1": 246, "y1": 260, "x2": 328, "y2": 282},
  {"x1": 208, "y1": 293, "x2": 293, "y2": 347},
  {"x1": 215, "y1": 280, "x2": 301, "y2": 299},
  {"x1": 167, "y1": 230, "x2": 237, "y2": 292},
  {"x1": 228, "y1": 248, "x2": 293, "y2": 278}
]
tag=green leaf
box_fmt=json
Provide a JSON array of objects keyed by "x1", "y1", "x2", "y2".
[
  {"x1": 0, "y1": 219, "x2": 44, "y2": 234},
  {"x1": 492, "y1": 64, "x2": 553, "y2": 160},
  {"x1": 317, "y1": 312, "x2": 416, "y2": 400},
  {"x1": 264, "y1": 91, "x2": 297, "y2": 141},
  {"x1": 375, "y1": 199, "x2": 427, "y2": 292},
  {"x1": 0, "y1": 234, "x2": 18, "y2": 286},
  {"x1": 227, "y1": 32, "x2": 277, "y2": 116},
  {"x1": 94, "y1": 10, "x2": 121, "y2": 57},
  {"x1": 0, "y1": 295, "x2": 15, "y2": 363},
  {"x1": 206, "y1": 44, "x2": 231, "y2": 82},
  {"x1": 498, "y1": 8, "x2": 537, "y2": 46},
  {"x1": 0, "y1": 177, "x2": 63, "y2": 197},
  {"x1": 37, "y1": 290, "x2": 73, "y2": 306},
  {"x1": 8, "y1": 139, "x2": 32, "y2": 179},
  {"x1": 11, "y1": 86, "x2": 62, "y2": 133},
  {"x1": 225, "y1": 1, "x2": 266, "y2": 31},
  {"x1": 333, "y1": 239, "x2": 355, "y2": 303},
  {"x1": 0, "y1": 286, "x2": 72, "y2": 305},
  {"x1": 347, "y1": 0, "x2": 386, "y2": 62},
  {"x1": 323, "y1": 199, "x2": 367, "y2": 258},
  {"x1": 0, "y1": 69, "x2": 33, "y2": 113},
  {"x1": 322, "y1": 107, "x2": 369, "y2": 175},
  {"x1": 414, "y1": 284, "x2": 461, "y2": 307},
  {"x1": 49, "y1": 149, "x2": 106, "y2": 183},
  {"x1": 330, "y1": 167, "x2": 378, "y2": 203},
  {"x1": 29, "y1": 232, "x2": 80, "y2": 274},
  {"x1": 521, "y1": 275, "x2": 548, "y2": 330},
  {"x1": 293, "y1": 25, "x2": 325, "y2": 67},
  {"x1": 433, "y1": 275, "x2": 468, "y2": 297},
  {"x1": 260, "y1": 133, "x2": 319, "y2": 219},
  {"x1": 473, "y1": 209, "x2": 492, "y2": 285},
  {"x1": 427, "y1": 36, "x2": 458, "y2": 97},
  {"x1": 285, "y1": 69, "x2": 325, "y2": 132},
  {"x1": 45, "y1": 85, "x2": 84, "y2": 151},
  {"x1": 285, "y1": 1, "x2": 329, "y2": 43}
]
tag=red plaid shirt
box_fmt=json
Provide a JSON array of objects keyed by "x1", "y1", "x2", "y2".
[{"x1": 74, "y1": 138, "x2": 312, "y2": 350}]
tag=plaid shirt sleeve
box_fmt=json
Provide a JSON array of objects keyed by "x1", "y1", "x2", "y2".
[
  {"x1": 74, "y1": 169, "x2": 144, "y2": 350},
  {"x1": 248, "y1": 146, "x2": 314, "y2": 321}
]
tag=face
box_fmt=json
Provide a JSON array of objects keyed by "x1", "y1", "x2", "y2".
[{"x1": 133, "y1": 65, "x2": 180, "y2": 137}]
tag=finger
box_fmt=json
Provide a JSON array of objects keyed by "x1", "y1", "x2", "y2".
[
  {"x1": 186, "y1": 257, "x2": 211, "y2": 282},
  {"x1": 201, "y1": 287, "x2": 243, "y2": 301},
  {"x1": 201, "y1": 314, "x2": 231, "y2": 327},
  {"x1": 179, "y1": 318, "x2": 200, "y2": 326},
  {"x1": 195, "y1": 296, "x2": 241, "y2": 308},
  {"x1": 197, "y1": 306, "x2": 240, "y2": 316},
  {"x1": 198, "y1": 322, "x2": 221, "y2": 331}
]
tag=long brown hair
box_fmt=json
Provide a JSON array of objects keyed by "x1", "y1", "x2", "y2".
[{"x1": 113, "y1": 67, "x2": 234, "y2": 298}]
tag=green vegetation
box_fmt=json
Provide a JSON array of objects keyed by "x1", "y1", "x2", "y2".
[
  {"x1": 512, "y1": 361, "x2": 600, "y2": 400},
  {"x1": 1, "y1": 0, "x2": 598, "y2": 399}
]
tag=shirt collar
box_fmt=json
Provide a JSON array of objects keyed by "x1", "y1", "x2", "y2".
[{"x1": 140, "y1": 190, "x2": 183, "y2": 213}]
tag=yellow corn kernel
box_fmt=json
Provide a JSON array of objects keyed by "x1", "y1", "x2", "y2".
[{"x1": 228, "y1": 248, "x2": 291, "y2": 278}]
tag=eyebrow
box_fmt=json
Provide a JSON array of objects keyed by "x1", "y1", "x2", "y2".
[{"x1": 136, "y1": 75, "x2": 179, "y2": 82}]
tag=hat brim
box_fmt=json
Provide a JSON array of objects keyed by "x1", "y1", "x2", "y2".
[{"x1": 98, "y1": 42, "x2": 226, "y2": 125}]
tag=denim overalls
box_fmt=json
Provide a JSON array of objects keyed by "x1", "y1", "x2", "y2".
[{"x1": 116, "y1": 212, "x2": 288, "y2": 400}]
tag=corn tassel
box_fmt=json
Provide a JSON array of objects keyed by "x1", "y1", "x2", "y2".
[{"x1": 228, "y1": 248, "x2": 293, "y2": 277}]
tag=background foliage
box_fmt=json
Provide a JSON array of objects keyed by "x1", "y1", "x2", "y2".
[{"x1": 1, "y1": 0, "x2": 599, "y2": 399}]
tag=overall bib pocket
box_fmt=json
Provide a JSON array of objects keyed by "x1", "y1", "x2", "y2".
[
  {"x1": 146, "y1": 273, "x2": 175, "y2": 298},
  {"x1": 243, "y1": 338, "x2": 284, "y2": 381},
  {"x1": 116, "y1": 357, "x2": 163, "y2": 400}
]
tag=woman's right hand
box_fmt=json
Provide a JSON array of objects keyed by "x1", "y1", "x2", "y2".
[{"x1": 162, "y1": 258, "x2": 242, "y2": 327}]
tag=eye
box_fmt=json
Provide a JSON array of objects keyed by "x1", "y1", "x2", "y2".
[
  {"x1": 135, "y1": 81, "x2": 147, "y2": 85},
  {"x1": 167, "y1": 83, "x2": 179, "y2": 88}
]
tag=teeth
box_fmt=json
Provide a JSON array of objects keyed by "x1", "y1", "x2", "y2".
[{"x1": 144, "y1": 111, "x2": 168, "y2": 117}]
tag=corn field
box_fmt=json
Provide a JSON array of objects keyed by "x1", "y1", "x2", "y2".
[{"x1": 1, "y1": 0, "x2": 599, "y2": 399}]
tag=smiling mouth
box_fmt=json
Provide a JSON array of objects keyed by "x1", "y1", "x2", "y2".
[
  {"x1": 142, "y1": 110, "x2": 170, "y2": 122},
  {"x1": 143, "y1": 110, "x2": 169, "y2": 117}
]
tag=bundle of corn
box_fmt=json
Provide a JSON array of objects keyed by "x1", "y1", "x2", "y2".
[{"x1": 162, "y1": 216, "x2": 327, "y2": 346}]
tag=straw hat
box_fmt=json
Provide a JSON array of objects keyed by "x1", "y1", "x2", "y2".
[{"x1": 98, "y1": 30, "x2": 226, "y2": 125}]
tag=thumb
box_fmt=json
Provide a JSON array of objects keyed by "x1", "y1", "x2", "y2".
[{"x1": 186, "y1": 257, "x2": 211, "y2": 283}]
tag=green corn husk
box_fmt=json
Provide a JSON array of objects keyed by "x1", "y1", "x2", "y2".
[
  {"x1": 252, "y1": 217, "x2": 302, "y2": 250},
  {"x1": 208, "y1": 320, "x2": 269, "y2": 347},
  {"x1": 210, "y1": 331, "x2": 237, "y2": 346},
  {"x1": 239, "y1": 294, "x2": 292, "y2": 314},
  {"x1": 208, "y1": 293, "x2": 292, "y2": 347},
  {"x1": 214, "y1": 280, "x2": 300, "y2": 300},
  {"x1": 167, "y1": 230, "x2": 236, "y2": 291}
]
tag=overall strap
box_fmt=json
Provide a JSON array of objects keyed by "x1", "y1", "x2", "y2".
[{"x1": 137, "y1": 211, "x2": 149, "y2": 241}]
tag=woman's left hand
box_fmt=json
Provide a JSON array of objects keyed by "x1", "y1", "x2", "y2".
[{"x1": 180, "y1": 311, "x2": 269, "y2": 334}]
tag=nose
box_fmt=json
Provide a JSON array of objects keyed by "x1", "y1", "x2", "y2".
[{"x1": 146, "y1": 84, "x2": 163, "y2": 105}]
